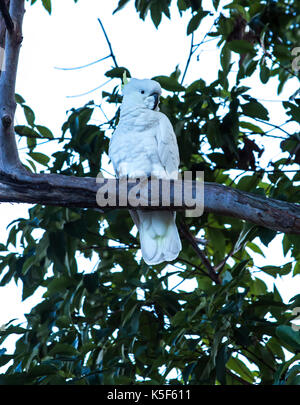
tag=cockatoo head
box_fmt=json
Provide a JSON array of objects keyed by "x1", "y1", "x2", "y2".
[{"x1": 122, "y1": 78, "x2": 162, "y2": 111}]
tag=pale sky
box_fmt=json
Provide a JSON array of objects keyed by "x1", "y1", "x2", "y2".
[{"x1": 0, "y1": 0, "x2": 299, "y2": 349}]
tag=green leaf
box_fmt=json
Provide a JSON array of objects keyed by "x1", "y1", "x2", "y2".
[
  {"x1": 293, "y1": 262, "x2": 300, "y2": 276},
  {"x1": 187, "y1": 11, "x2": 207, "y2": 35},
  {"x1": 36, "y1": 125, "x2": 54, "y2": 139},
  {"x1": 249, "y1": 277, "x2": 267, "y2": 296},
  {"x1": 207, "y1": 228, "x2": 225, "y2": 262},
  {"x1": 113, "y1": 0, "x2": 131, "y2": 14},
  {"x1": 48, "y1": 343, "x2": 79, "y2": 356},
  {"x1": 260, "y1": 262, "x2": 292, "y2": 278},
  {"x1": 246, "y1": 242, "x2": 265, "y2": 257},
  {"x1": 242, "y1": 101, "x2": 269, "y2": 121},
  {"x1": 28, "y1": 152, "x2": 50, "y2": 167},
  {"x1": 257, "y1": 226, "x2": 277, "y2": 247},
  {"x1": 216, "y1": 345, "x2": 230, "y2": 384},
  {"x1": 283, "y1": 101, "x2": 300, "y2": 122},
  {"x1": 41, "y1": 0, "x2": 51, "y2": 14},
  {"x1": 259, "y1": 61, "x2": 270, "y2": 84},
  {"x1": 152, "y1": 75, "x2": 185, "y2": 92},
  {"x1": 240, "y1": 121, "x2": 264, "y2": 134},
  {"x1": 177, "y1": 0, "x2": 189, "y2": 11},
  {"x1": 150, "y1": 3, "x2": 162, "y2": 28},
  {"x1": 226, "y1": 356, "x2": 255, "y2": 383},
  {"x1": 105, "y1": 67, "x2": 131, "y2": 79},
  {"x1": 228, "y1": 40, "x2": 256, "y2": 55},
  {"x1": 28, "y1": 364, "x2": 58, "y2": 377},
  {"x1": 23, "y1": 105, "x2": 35, "y2": 126},
  {"x1": 220, "y1": 44, "x2": 231, "y2": 73},
  {"x1": 276, "y1": 325, "x2": 300, "y2": 351},
  {"x1": 15, "y1": 93, "x2": 25, "y2": 104},
  {"x1": 14, "y1": 125, "x2": 40, "y2": 138},
  {"x1": 83, "y1": 272, "x2": 99, "y2": 293}
]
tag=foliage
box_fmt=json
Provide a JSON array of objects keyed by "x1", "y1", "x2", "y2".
[{"x1": 0, "y1": 0, "x2": 299, "y2": 385}]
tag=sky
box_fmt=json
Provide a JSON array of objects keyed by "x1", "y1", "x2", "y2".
[{"x1": 0, "y1": 0, "x2": 299, "y2": 354}]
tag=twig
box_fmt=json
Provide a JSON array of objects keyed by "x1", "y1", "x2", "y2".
[
  {"x1": 54, "y1": 55, "x2": 110, "y2": 71},
  {"x1": 254, "y1": 118, "x2": 292, "y2": 137},
  {"x1": 0, "y1": 0, "x2": 14, "y2": 32},
  {"x1": 97, "y1": 17, "x2": 118, "y2": 68},
  {"x1": 181, "y1": 18, "x2": 217, "y2": 85},
  {"x1": 66, "y1": 78, "x2": 112, "y2": 98},
  {"x1": 178, "y1": 256, "x2": 210, "y2": 278},
  {"x1": 179, "y1": 221, "x2": 221, "y2": 284},
  {"x1": 214, "y1": 248, "x2": 235, "y2": 273},
  {"x1": 181, "y1": 32, "x2": 194, "y2": 85},
  {"x1": 244, "y1": 132, "x2": 287, "y2": 140}
]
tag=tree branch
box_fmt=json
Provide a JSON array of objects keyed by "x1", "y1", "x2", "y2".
[
  {"x1": 0, "y1": 0, "x2": 13, "y2": 32},
  {"x1": 97, "y1": 17, "x2": 118, "y2": 68},
  {"x1": 0, "y1": 1, "x2": 299, "y2": 247},
  {"x1": 179, "y1": 220, "x2": 221, "y2": 284},
  {"x1": 0, "y1": 174, "x2": 299, "y2": 235}
]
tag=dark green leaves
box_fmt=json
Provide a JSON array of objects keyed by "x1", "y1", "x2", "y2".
[
  {"x1": 113, "y1": 0, "x2": 131, "y2": 14},
  {"x1": 41, "y1": 0, "x2": 51, "y2": 14},
  {"x1": 228, "y1": 40, "x2": 256, "y2": 56},
  {"x1": 152, "y1": 75, "x2": 185, "y2": 92},
  {"x1": 276, "y1": 326, "x2": 300, "y2": 352},
  {"x1": 241, "y1": 100, "x2": 269, "y2": 121},
  {"x1": 28, "y1": 152, "x2": 50, "y2": 167},
  {"x1": 187, "y1": 10, "x2": 208, "y2": 35},
  {"x1": 4, "y1": 0, "x2": 300, "y2": 387},
  {"x1": 105, "y1": 67, "x2": 131, "y2": 79}
]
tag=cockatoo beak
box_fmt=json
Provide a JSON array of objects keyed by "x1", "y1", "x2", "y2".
[{"x1": 150, "y1": 92, "x2": 160, "y2": 110}]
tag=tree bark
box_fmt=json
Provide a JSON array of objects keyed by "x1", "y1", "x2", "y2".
[
  {"x1": 0, "y1": 0, "x2": 299, "y2": 236},
  {"x1": 0, "y1": 173, "x2": 299, "y2": 234}
]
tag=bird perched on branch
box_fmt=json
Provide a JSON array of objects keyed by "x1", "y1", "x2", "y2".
[{"x1": 109, "y1": 78, "x2": 182, "y2": 265}]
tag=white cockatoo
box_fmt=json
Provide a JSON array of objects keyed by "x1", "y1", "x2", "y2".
[{"x1": 108, "y1": 78, "x2": 182, "y2": 265}]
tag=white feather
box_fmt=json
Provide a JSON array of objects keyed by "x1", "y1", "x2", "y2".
[{"x1": 109, "y1": 78, "x2": 182, "y2": 265}]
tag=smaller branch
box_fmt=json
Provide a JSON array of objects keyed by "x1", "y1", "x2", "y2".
[
  {"x1": 97, "y1": 17, "x2": 118, "y2": 68},
  {"x1": 0, "y1": 0, "x2": 14, "y2": 33},
  {"x1": 214, "y1": 248, "x2": 235, "y2": 273},
  {"x1": 178, "y1": 256, "x2": 210, "y2": 278},
  {"x1": 181, "y1": 18, "x2": 217, "y2": 85},
  {"x1": 179, "y1": 221, "x2": 221, "y2": 284},
  {"x1": 254, "y1": 118, "x2": 292, "y2": 137},
  {"x1": 181, "y1": 32, "x2": 194, "y2": 85},
  {"x1": 66, "y1": 78, "x2": 112, "y2": 98},
  {"x1": 54, "y1": 55, "x2": 111, "y2": 71},
  {"x1": 244, "y1": 132, "x2": 287, "y2": 140}
]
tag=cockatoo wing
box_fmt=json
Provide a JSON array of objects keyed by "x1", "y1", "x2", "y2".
[{"x1": 156, "y1": 113, "x2": 180, "y2": 179}]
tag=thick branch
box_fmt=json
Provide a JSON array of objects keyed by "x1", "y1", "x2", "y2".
[
  {"x1": 0, "y1": 1, "x2": 299, "y2": 242},
  {"x1": 0, "y1": 0, "x2": 24, "y2": 172},
  {"x1": 0, "y1": 0, "x2": 13, "y2": 32},
  {"x1": 0, "y1": 174, "x2": 299, "y2": 235}
]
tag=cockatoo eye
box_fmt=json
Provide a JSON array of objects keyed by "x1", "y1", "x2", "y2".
[{"x1": 140, "y1": 90, "x2": 145, "y2": 94}]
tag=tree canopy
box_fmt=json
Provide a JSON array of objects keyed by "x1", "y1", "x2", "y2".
[{"x1": 0, "y1": 0, "x2": 299, "y2": 386}]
